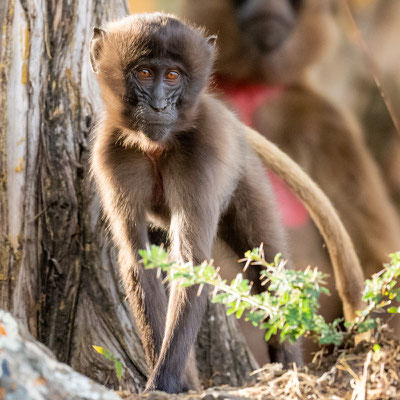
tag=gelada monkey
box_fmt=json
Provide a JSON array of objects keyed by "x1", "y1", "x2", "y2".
[
  {"x1": 182, "y1": 0, "x2": 400, "y2": 308},
  {"x1": 89, "y1": 13, "x2": 364, "y2": 393}
]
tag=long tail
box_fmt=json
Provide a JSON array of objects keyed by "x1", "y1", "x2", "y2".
[{"x1": 246, "y1": 126, "x2": 364, "y2": 321}]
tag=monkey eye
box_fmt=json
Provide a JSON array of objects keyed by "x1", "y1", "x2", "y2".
[
  {"x1": 165, "y1": 70, "x2": 180, "y2": 83},
  {"x1": 137, "y1": 69, "x2": 153, "y2": 80}
]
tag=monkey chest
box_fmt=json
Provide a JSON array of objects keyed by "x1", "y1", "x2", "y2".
[{"x1": 146, "y1": 153, "x2": 166, "y2": 213}]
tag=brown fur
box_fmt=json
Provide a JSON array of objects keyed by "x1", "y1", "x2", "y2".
[
  {"x1": 181, "y1": 0, "x2": 337, "y2": 85},
  {"x1": 90, "y1": 13, "x2": 302, "y2": 393},
  {"x1": 310, "y1": 1, "x2": 400, "y2": 214},
  {"x1": 181, "y1": 0, "x2": 400, "y2": 363},
  {"x1": 254, "y1": 87, "x2": 400, "y2": 278},
  {"x1": 346, "y1": 0, "x2": 400, "y2": 210},
  {"x1": 247, "y1": 126, "x2": 365, "y2": 319},
  {"x1": 89, "y1": 10, "x2": 375, "y2": 390},
  {"x1": 182, "y1": 0, "x2": 400, "y2": 310}
]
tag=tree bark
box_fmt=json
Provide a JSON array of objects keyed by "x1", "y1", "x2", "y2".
[{"x1": 0, "y1": 0, "x2": 256, "y2": 392}]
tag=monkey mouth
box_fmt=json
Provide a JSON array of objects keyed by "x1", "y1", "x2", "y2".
[
  {"x1": 143, "y1": 109, "x2": 177, "y2": 126},
  {"x1": 244, "y1": 15, "x2": 293, "y2": 53},
  {"x1": 146, "y1": 117, "x2": 175, "y2": 126},
  {"x1": 141, "y1": 122, "x2": 173, "y2": 142}
]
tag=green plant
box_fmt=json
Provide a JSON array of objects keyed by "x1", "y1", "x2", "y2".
[
  {"x1": 346, "y1": 252, "x2": 400, "y2": 334},
  {"x1": 92, "y1": 345, "x2": 123, "y2": 382},
  {"x1": 140, "y1": 245, "x2": 400, "y2": 348}
]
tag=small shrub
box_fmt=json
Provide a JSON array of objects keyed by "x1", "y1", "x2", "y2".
[
  {"x1": 140, "y1": 245, "x2": 400, "y2": 347},
  {"x1": 346, "y1": 252, "x2": 400, "y2": 334}
]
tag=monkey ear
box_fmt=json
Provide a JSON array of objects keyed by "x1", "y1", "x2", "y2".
[
  {"x1": 206, "y1": 35, "x2": 218, "y2": 48},
  {"x1": 90, "y1": 27, "x2": 107, "y2": 73},
  {"x1": 93, "y1": 27, "x2": 106, "y2": 39}
]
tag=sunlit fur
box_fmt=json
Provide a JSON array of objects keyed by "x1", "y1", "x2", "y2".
[
  {"x1": 90, "y1": 13, "x2": 301, "y2": 394},
  {"x1": 91, "y1": 13, "x2": 214, "y2": 153}
]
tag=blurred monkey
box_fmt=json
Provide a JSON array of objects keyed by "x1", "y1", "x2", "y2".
[{"x1": 182, "y1": 0, "x2": 400, "y2": 363}]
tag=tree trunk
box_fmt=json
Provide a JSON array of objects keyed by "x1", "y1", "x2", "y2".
[{"x1": 0, "y1": 0, "x2": 256, "y2": 392}]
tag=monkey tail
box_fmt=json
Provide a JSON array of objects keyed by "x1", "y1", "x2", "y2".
[{"x1": 246, "y1": 126, "x2": 364, "y2": 322}]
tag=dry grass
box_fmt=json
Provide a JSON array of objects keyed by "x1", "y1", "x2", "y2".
[
  {"x1": 120, "y1": 329, "x2": 400, "y2": 400},
  {"x1": 248, "y1": 336, "x2": 400, "y2": 400}
]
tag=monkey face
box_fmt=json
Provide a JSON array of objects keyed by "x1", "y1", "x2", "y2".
[
  {"x1": 233, "y1": 0, "x2": 301, "y2": 54},
  {"x1": 123, "y1": 60, "x2": 186, "y2": 141},
  {"x1": 90, "y1": 14, "x2": 216, "y2": 144},
  {"x1": 182, "y1": 0, "x2": 337, "y2": 84}
]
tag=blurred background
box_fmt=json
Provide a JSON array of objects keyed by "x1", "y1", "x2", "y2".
[{"x1": 128, "y1": 0, "x2": 180, "y2": 13}]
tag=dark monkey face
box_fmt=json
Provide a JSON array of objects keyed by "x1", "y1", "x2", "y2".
[
  {"x1": 123, "y1": 58, "x2": 186, "y2": 141},
  {"x1": 182, "y1": 0, "x2": 337, "y2": 84},
  {"x1": 90, "y1": 14, "x2": 215, "y2": 144},
  {"x1": 232, "y1": 0, "x2": 303, "y2": 54}
]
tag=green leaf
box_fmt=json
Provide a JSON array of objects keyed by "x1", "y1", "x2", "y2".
[
  {"x1": 264, "y1": 326, "x2": 277, "y2": 341},
  {"x1": 226, "y1": 307, "x2": 237, "y2": 316},
  {"x1": 236, "y1": 307, "x2": 244, "y2": 319},
  {"x1": 93, "y1": 345, "x2": 112, "y2": 361},
  {"x1": 136, "y1": 245, "x2": 400, "y2": 349},
  {"x1": 115, "y1": 360, "x2": 123, "y2": 381},
  {"x1": 93, "y1": 345, "x2": 123, "y2": 382}
]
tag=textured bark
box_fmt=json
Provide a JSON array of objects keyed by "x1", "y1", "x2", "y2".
[
  {"x1": 0, "y1": 0, "x2": 256, "y2": 393},
  {"x1": 0, "y1": 0, "x2": 148, "y2": 392},
  {"x1": 197, "y1": 302, "x2": 258, "y2": 388}
]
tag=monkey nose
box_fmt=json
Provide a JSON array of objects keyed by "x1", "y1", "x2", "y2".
[{"x1": 150, "y1": 101, "x2": 168, "y2": 112}]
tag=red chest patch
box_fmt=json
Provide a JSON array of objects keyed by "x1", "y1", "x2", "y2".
[
  {"x1": 214, "y1": 76, "x2": 309, "y2": 228},
  {"x1": 215, "y1": 77, "x2": 281, "y2": 127}
]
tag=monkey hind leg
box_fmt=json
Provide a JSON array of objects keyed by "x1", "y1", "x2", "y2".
[{"x1": 145, "y1": 283, "x2": 210, "y2": 393}]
